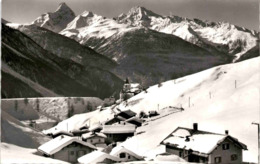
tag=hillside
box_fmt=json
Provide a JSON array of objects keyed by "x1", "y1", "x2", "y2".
[
  {"x1": 100, "y1": 27, "x2": 229, "y2": 86},
  {"x1": 45, "y1": 57, "x2": 259, "y2": 163},
  {"x1": 1, "y1": 111, "x2": 68, "y2": 163},
  {"x1": 2, "y1": 24, "x2": 124, "y2": 98}
]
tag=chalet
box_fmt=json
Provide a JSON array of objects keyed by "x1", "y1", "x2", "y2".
[
  {"x1": 82, "y1": 132, "x2": 107, "y2": 148},
  {"x1": 110, "y1": 146, "x2": 144, "y2": 162},
  {"x1": 101, "y1": 124, "x2": 136, "y2": 143},
  {"x1": 78, "y1": 151, "x2": 121, "y2": 164},
  {"x1": 38, "y1": 135, "x2": 96, "y2": 163},
  {"x1": 161, "y1": 123, "x2": 247, "y2": 163}
]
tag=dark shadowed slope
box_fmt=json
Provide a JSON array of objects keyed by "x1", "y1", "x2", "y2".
[{"x1": 2, "y1": 24, "x2": 123, "y2": 98}]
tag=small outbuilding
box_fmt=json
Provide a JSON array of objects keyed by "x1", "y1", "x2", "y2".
[
  {"x1": 38, "y1": 135, "x2": 96, "y2": 163},
  {"x1": 78, "y1": 151, "x2": 121, "y2": 164},
  {"x1": 82, "y1": 132, "x2": 107, "y2": 147},
  {"x1": 110, "y1": 146, "x2": 144, "y2": 162}
]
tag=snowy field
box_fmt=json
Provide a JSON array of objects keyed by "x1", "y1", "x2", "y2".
[{"x1": 44, "y1": 57, "x2": 259, "y2": 163}]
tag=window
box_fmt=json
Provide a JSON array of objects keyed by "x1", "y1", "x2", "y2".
[
  {"x1": 231, "y1": 154, "x2": 238, "y2": 161},
  {"x1": 179, "y1": 151, "x2": 183, "y2": 157},
  {"x1": 222, "y1": 143, "x2": 229, "y2": 150},
  {"x1": 90, "y1": 139, "x2": 93, "y2": 143},
  {"x1": 70, "y1": 151, "x2": 74, "y2": 155},
  {"x1": 214, "y1": 157, "x2": 221, "y2": 163},
  {"x1": 119, "y1": 153, "x2": 126, "y2": 158},
  {"x1": 128, "y1": 155, "x2": 131, "y2": 159}
]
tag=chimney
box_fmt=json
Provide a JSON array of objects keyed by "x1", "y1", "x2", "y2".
[
  {"x1": 225, "y1": 130, "x2": 229, "y2": 135},
  {"x1": 193, "y1": 123, "x2": 198, "y2": 131}
]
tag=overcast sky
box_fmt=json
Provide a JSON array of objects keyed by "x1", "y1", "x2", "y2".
[{"x1": 2, "y1": 0, "x2": 259, "y2": 30}]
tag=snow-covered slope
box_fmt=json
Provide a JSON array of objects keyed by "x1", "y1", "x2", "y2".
[
  {"x1": 32, "y1": 2, "x2": 75, "y2": 33},
  {"x1": 116, "y1": 6, "x2": 259, "y2": 61},
  {"x1": 45, "y1": 57, "x2": 259, "y2": 162},
  {"x1": 60, "y1": 11, "x2": 134, "y2": 45},
  {"x1": 1, "y1": 143, "x2": 69, "y2": 164}
]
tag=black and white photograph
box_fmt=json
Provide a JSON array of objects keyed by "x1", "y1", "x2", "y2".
[{"x1": 1, "y1": 0, "x2": 259, "y2": 163}]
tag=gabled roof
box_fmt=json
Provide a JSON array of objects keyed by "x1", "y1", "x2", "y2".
[
  {"x1": 125, "y1": 116, "x2": 143, "y2": 126},
  {"x1": 82, "y1": 132, "x2": 107, "y2": 139},
  {"x1": 161, "y1": 127, "x2": 247, "y2": 155},
  {"x1": 116, "y1": 110, "x2": 136, "y2": 119},
  {"x1": 101, "y1": 124, "x2": 136, "y2": 134},
  {"x1": 103, "y1": 115, "x2": 126, "y2": 125},
  {"x1": 110, "y1": 146, "x2": 143, "y2": 160},
  {"x1": 78, "y1": 151, "x2": 121, "y2": 164},
  {"x1": 38, "y1": 135, "x2": 96, "y2": 155}
]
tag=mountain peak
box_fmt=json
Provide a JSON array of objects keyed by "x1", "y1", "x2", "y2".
[
  {"x1": 128, "y1": 6, "x2": 158, "y2": 17},
  {"x1": 55, "y1": 2, "x2": 74, "y2": 14},
  {"x1": 81, "y1": 11, "x2": 94, "y2": 17},
  {"x1": 32, "y1": 2, "x2": 76, "y2": 32}
]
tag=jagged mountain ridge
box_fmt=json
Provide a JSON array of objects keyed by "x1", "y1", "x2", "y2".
[
  {"x1": 1, "y1": 24, "x2": 124, "y2": 98},
  {"x1": 32, "y1": 2, "x2": 76, "y2": 33},
  {"x1": 115, "y1": 6, "x2": 258, "y2": 61}
]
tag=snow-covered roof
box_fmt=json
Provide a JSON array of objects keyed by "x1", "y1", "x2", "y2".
[
  {"x1": 89, "y1": 124, "x2": 103, "y2": 131},
  {"x1": 51, "y1": 130, "x2": 73, "y2": 137},
  {"x1": 110, "y1": 146, "x2": 143, "y2": 160},
  {"x1": 103, "y1": 115, "x2": 126, "y2": 125},
  {"x1": 154, "y1": 154, "x2": 186, "y2": 162},
  {"x1": 162, "y1": 128, "x2": 247, "y2": 155},
  {"x1": 82, "y1": 132, "x2": 107, "y2": 139},
  {"x1": 101, "y1": 124, "x2": 136, "y2": 134},
  {"x1": 78, "y1": 151, "x2": 120, "y2": 164},
  {"x1": 38, "y1": 135, "x2": 96, "y2": 155}
]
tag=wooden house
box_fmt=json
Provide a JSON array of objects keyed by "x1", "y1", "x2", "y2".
[
  {"x1": 82, "y1": 132, "x2": 107, "y2": 148},
  {"x1": 110, "y1": 146, "x2": 144, "y2": 162},
  {"x1": 38, "y1": 135, "x2": 96, "y2": 163},
  {"x1": 161, "y1": 123, "x2": 247, "y2": 163},
  {"x1": 101, "y1": 124, "x2": 136, "y2": 143}
]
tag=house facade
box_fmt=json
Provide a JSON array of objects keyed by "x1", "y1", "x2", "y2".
[
  {"x1": 110, "y1": 146, "x2": 143, "y2": 162},
  {"x1": 50, "y1": 142, "x2": 94, "y2": 163},
  {"x1": 38, "y1": 135, "x2": 96, "y2": 163},
  {"x1": 102, "y1": 124, "x2": 136, "y2": 143},
  {"x1": 162, "y1": 123, "x2": 247, "y2": 164},
  {"x1": 82, "y1": 132, "x2": 107, "y2": 147}
]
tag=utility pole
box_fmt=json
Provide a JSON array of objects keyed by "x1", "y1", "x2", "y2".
[
  {"x1": 235, "y1": 80, "x2": 237, "y2": 89},
  {"x1": 189, "y1": 97, "x2": 191, "y2": 108},
  {"x1": 252, "y1": 122, "x2": 259, "y2": 164}
]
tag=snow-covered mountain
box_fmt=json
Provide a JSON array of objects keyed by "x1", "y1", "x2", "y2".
[
  {"x1": 32, "y1": 2, "x2": 75, "y2": 33},
  {"x1": 116, "y1": 6, "x2": 259, "y2": 61},
  {"x1": 44, "y1": 56, "x2": 260, "y2": 163}
]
